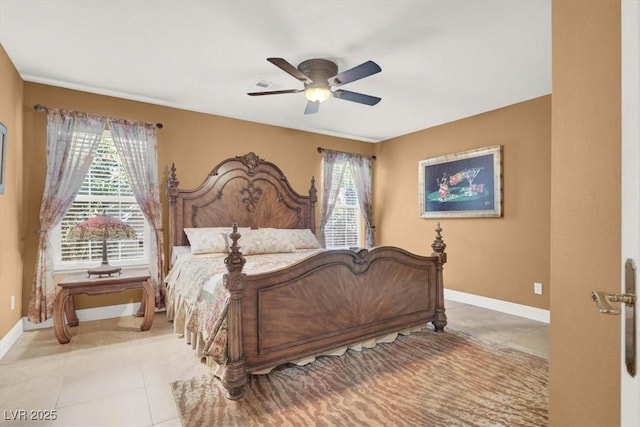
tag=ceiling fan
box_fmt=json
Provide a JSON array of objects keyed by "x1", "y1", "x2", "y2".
[{"x1": 247, "y1": 57, "x2": 382, "y2": 114}]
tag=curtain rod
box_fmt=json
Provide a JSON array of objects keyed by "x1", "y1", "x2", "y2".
[
  {"x1": 33, "y1": 104, "x2": 163, "y2": 129},
  {"x1": 317, "y1": 146, "x2": 376, "y2": 160}
]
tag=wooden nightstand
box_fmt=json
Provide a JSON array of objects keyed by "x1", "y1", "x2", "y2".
[{"x1": 53, "y1": 267, "x2": 155, "y2": 344}]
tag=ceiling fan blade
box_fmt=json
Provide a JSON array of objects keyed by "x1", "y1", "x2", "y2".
[
  {"x1": 247, "y1": 89, "x2": 303, "y2": 96},
  {"x1": 304, "y1": 101, "x2": 320, "y2": 115},
  {"x1": 330, "y1": 61, "x2": 381, "y2": 87},
  {"x1": 267, "y1": 58, "x2": 312, "y2": 83},
  {"x1": 332, "y1": 90, "x2": 381, "y2": 106}
]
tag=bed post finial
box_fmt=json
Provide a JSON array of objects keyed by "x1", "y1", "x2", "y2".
[
  {"x1": 223, "y1": 223, "x2": 248, "y2": 399},
  {"x1": 309, "y1": 176, "x2": 317, "y2": 205},
  {"x1": 310, "y1": 176, "x2": 317, "y2": 199},
  {"x1": 431, "y1": 222, "x2": 447, "y2": 263},
  {"x1": 167, "y1": 163, "x2": 179, "y2": 202},
  {"x1": 225, "y1": 223, "x2": 246, "y2": 272}
]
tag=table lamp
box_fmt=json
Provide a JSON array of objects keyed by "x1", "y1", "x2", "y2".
[{"x1": 67, "y1": 214, "x2": 137, "y2": 277}]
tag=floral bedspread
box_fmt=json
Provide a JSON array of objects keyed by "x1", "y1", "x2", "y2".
[{"x1": 165, "y1": 249, "x2": 322, "y2": 366}]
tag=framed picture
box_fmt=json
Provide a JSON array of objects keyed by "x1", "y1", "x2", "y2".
[
  {"x1": 418, "y1": 145, "x2": 502, "y2": 218},
  {"x1": 0, "y1": 122, "x2": 6, "y2": 195}
]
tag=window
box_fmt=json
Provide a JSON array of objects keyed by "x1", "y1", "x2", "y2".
[
  {"x1": 52, "y1": 132, "x2": 149, "y2": 271},
  {"x1": 323, "y1": 161, "x2": 362, "y2": 249}
]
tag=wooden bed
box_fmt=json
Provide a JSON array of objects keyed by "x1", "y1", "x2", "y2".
[{"x1": 167, "y1": 152, "x2": 448, "y2": 400}]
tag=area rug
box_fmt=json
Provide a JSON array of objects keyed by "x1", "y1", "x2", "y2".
[{"x1": 171, "y1": 329, "x2": 548, "y2": 427}]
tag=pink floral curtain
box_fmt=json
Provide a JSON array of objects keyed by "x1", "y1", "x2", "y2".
[
  {"x1": 108, "y1": 120, "x2": 165, "y2": 307},
  {"x1": 350, "y1": 155, "x2": 374, "y2": 247},
  {"x1": 28, "y1": 110, "x2": 107, "y2": 323},
  {"x1": 318, "y1": 150, "x2": 349, "y2": 247},
  {"x1": 319, "y1": 149, "x2": 374, "y2": 248}
]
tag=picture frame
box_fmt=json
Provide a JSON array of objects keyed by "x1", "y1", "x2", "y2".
[
  {"x1": 0, "y1": 122, "x2": 6, "y2": 195},
  {"x1": 418, "y1": 145, "x2": 502, "y2": 218}
]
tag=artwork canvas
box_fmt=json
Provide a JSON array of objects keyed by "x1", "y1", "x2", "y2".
[{"x1": 418, "y1": 145, "x2": 502, "y2": 218}]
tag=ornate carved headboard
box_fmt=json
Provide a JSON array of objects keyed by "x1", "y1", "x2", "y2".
[{"x1": 167, "y1": 152, "x2": 317, "y2": 247}]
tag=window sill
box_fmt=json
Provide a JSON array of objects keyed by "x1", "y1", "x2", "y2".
[{"x1": 54, "y1": 263, "x2": 150, "y2": 275}]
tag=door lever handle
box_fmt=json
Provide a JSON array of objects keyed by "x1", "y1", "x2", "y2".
[
  {"x1": 592, "y1": 260, "x2": 637, "y2": 377},
  {"x1": 591, "y1": 291, "x2": 636, "y2": 315}
]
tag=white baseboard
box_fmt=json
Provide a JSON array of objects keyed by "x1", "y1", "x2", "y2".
[
  {"x1": 445, "y1": 289, "x2": 550, "y2": 324},
  {"x1": 22, "y1": 302, "x2": 145, "y2": 331},
  {"x1": 0, "y1": 301, "x2": 159, "y2": 360},
  {"x1": 0, "y1": 318, "x2": 24, "y2": 360}
]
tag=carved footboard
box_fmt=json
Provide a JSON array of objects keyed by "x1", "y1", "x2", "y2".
[
  {"x1": 166, "y1": 153, "x2": 447, "y2": 400},
  {"x1": 222, "y1": 224, "x2": 447, "y2": 400}
]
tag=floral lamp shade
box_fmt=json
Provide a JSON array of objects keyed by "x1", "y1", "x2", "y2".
[{"x1": 67, "y1": 214, "x2": 137, "y2": 277}]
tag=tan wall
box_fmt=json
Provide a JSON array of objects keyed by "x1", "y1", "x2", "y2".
[
  {"x1": 0, "y1": 45, "x2": 25, "y2": 338},
  {"x1": 374, "y1": 96, "x2": 551, "y2": 309},
  {"x1": 549, "y1": 1, "x2": 621, "y2": 425},
  {"x1": 21, "y1": 83, "x2": 376, "y2": 312},
  {"x1": 16, "y1": 83, "x2": 553, "y2": 325},
  {"x1": 1, "y1": 4, "x2": 627, "y2": 421}
]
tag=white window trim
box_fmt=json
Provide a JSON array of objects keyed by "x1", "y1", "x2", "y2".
[
  {"x1": 323, "y1": 161, "x2": 363, "y2": 249},
  {"x1": 51, "y1": 130, "x2": 150, "y2": 273}
]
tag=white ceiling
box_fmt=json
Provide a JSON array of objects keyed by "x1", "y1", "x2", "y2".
[{"x1": 0, "y1": 0, "x2": 551, "y2": 143}]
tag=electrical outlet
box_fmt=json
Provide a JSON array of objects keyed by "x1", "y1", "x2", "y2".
[
  {"x1": 10, "y1": 295, "x2": 15, "y2": 310},
  {"x1": 534, "y1": 282, "x2": 543, "y2": 295}
]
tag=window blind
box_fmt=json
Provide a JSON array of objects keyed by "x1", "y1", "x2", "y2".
[
  {"x1": 324, "y1": 162, "x2": 361, "y2": 249},
  {"x1": 54, "y1": 133, "x2": 148, "y2": 269}
]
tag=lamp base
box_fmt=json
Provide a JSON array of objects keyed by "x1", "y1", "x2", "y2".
[{"x1": 87, "y1": 264, "x2": 122, "y2": 278}]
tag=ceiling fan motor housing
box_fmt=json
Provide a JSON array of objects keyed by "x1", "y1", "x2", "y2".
[{"x1": 298, "y1": 59, "x2": 338, "y2": 89}]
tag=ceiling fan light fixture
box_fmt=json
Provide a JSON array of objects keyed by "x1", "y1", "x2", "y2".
[
  {"x1": 304, "y1": 86, "x2": 331, "y2": 103},
  {"x1": 250, "y1": 58, "x2": 382, "y2": 113}
]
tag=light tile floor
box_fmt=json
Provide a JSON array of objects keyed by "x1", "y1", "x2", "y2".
[{"x1": 0, "y1": 301, "x2": 549, "y2": 427}]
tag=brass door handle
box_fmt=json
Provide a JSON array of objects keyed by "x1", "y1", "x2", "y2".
[
  {"x1": 592, "y1": 259, "x2": 637, "y2": 377},
  {"x1": 591, "y1": 291, "x2": 636, "y2": 315}
]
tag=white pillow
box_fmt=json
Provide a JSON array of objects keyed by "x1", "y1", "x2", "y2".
[
  {"x1": 271, "y1": 228, "x2": 321, "y2": 249},
  {"x1": 184, "y1": 227, "x2": 229, "y2": 254},
  {"x1": 239, "y1": 228, "x2": 296, "y2": 255}
]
